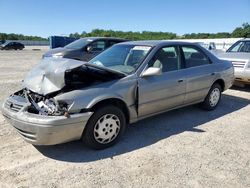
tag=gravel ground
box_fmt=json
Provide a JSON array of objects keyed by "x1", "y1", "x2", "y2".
[{"x1": 0, "y1": 50, "x2": 250, "y2": 188}]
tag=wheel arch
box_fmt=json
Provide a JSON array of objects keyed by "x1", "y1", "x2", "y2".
[
  {"x1": 213, "y1": 78, "x2": 225, "y2": 91},
  {"x1": 88, "y1": 97, "x2": 130, "y2": 124}
]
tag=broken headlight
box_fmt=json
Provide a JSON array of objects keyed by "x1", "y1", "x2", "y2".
[
  {"x1": 36, "y1": 98, "x2": 69, "y2": 116},
  {"x1": 23, "y1": 89, "x2": 68, "y2": 116}
]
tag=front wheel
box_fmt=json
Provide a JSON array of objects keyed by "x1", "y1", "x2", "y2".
[
  {"x1": 82, "y1": 105, "x2": 126, "y2": 149},
  {"x1": 201, "y1": 83, "x2": 222, "y2": 111}
]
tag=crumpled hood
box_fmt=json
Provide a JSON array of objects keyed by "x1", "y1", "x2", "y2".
[{"x1": 23, "y1": 58, "x2": 86, "y2": 95}]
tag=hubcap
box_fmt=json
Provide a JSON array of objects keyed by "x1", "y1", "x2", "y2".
[
  {"x1": 94, "y1": 114, "x2": 121, "y2": 144},
  {"x1": 209, "y1": 88, "x2": 220, "y2": 107}
]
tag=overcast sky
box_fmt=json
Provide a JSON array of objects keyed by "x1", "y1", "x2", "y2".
[{"x1": 0, "y1": 0, "x2": 249, "y2": 37}]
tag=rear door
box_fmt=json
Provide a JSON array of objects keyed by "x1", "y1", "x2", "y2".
[
  {"x1": 6, "y1": 42, "x2": 12, "y2": 49},
  {"x1": 138, "y1": 46, "x2": 186, "y2": 117},
  {"x1": 180, "y1": 45, "x2": 216, "y2": 104},
  {"x1": 13, "y1": 42, "x2": 18, "y2": 49}
]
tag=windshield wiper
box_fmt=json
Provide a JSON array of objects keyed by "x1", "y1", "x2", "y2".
[{"x1": 84, "y1": 63, "x2": 127, "y2": 77}]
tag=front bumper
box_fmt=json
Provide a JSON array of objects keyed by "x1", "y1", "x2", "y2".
[
  {"x1": 1, "y1": 99, "x2": 93, "y2": 145},
  {"x1": 234, "y1": 68, "x2": 250, "y2": 84}
]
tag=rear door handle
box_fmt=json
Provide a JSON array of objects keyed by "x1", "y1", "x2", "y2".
[
  {"x1": 211, "y1": 72, "x2": 215, "y2": 76},
  {"x1": 178, "y1": 79, "x2": 184, "y2": 83}
]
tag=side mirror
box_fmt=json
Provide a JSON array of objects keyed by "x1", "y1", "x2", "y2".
[
  {"x1": 141, "y1": 67, "x2": 162, "y2": 77},
  {"x1": 86, "y1": 46, "x2": 93, "y2": 52}
]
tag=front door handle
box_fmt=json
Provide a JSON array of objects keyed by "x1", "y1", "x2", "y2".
[
  {"x1": 211, "y1": 72, "x2": 215, "y2": 76},
  {"x1": 178, "y1": 79, "x2": 184, "y2": 83}
]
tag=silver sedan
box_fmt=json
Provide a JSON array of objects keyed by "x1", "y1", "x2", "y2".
[
  {"x1": 217, "y1": 39, "x2": 250, "y2": 85},
  {"x1": 1, "y1": 41, "x2": 234, "y2": 149}
]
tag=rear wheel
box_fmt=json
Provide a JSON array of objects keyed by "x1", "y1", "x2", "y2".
[
  {"x1": 201, "y1": 83, "x2": 222, "y2": 111},
  {"x1": 82, "y1": 105, "x2": 126, "y2": 149}
]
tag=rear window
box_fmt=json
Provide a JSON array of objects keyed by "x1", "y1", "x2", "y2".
[
  {"x1": 182, "y1": 46, "x2": 210, "y2": 68},
  {"x1": 227, "y1": 41, "x2": 250, "y2": 53}
]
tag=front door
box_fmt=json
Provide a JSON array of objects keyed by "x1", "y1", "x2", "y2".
[{"x1": 138, "y1": 46, "x2": 186, "y2": 117}]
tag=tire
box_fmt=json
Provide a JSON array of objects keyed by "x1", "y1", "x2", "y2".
[
  {"x1": 201, "y1": 83, "x2": 222, "y2": 111},
  {"x1": 82, "y1": 105, "x2": 126, "y2": 150}
]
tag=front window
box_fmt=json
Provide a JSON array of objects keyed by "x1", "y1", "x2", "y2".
[
  {"x1": 88, "y1": 45, "x2": 152, "y2": 74},
  {"x1": 65, "y1": 38, "x2": 93, "y2": 50},
  {"x1": 88, "y1": 41, "x2": 106, "y2": 52},
  {"x1": 107, "y1": 41, "x2": 120, "y2": 47},
  {"x1": 227, "y1": 41, "x2": 250, "y2": 53},
  {"x1": 148, "y1": 46, "x2": 180, "y2": 72}
]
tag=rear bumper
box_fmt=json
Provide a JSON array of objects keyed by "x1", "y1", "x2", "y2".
[{"x1": 1, "y1": 101, "x2": 93, "y2": 145}]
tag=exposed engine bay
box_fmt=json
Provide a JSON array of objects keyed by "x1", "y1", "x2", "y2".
[{"x1": 64, "y1": 64, "x2": 124, "y2": 90}]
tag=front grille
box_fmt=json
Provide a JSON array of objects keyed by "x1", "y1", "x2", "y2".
[
  {"x1": 4, "y1": 94, "x2": 27, "y2": 113},
  {"x1": 232, "y1": 61, "x2": 246, "y2": 68},
  {"x1": 4, "y1": 99, "x2": 24, "y2": 112}
]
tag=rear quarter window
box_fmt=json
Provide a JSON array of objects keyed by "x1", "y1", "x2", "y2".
[{"x1": 182, "y1": 46, "x2": 211, "y2": 68}]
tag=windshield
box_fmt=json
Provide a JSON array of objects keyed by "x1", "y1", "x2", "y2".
[
  {"x1": 227, "y1": 41, "x2": 250, "y2": 53},
  {"x1": 88, "y1": 45, "x2": 152, "y2": 74},
  {"x1": 1, "y1": 42, "x2": 9, "y2": 46},
  {"x1": 65, "y1": 38, "x2": 93, "y2": 50}
]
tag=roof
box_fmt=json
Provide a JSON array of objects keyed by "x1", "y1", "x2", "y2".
[
  {"x1": 119, "y1": 40, "x2": 196, "y2": 46},
  {"x1": 239, "y1": 38, "x2": 250, "y2": 41},
  {"x1": 82, "y1": 37, "x2": 128, "y2": 41}
]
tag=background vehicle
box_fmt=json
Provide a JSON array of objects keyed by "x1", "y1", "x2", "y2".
[
  {"x1": 196, "y1": 42, "x2": 216, "y2": 50},
  {"x1": 0, "y1": 41, "x2": 25, "y2": 50},
  {"x1": 196, "y1": 42, "x2": 225, "y2": 55},
  {"x1": 0, "y1": 40, "x2": 5, "y2": 45},
  {"x1": 217, "y1": 39, "x2": 250, "y2": 85},
  {"x1": 2, "y1": 41, "x2": 234, "y2": 149},
  {"x1": 42, "y1": 37, "x2": 128, "y2": 61}
]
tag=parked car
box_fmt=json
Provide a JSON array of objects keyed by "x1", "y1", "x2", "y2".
[
  {"x1": 217, "y1": 39, "x2": 250, "y2": 85},
  {"x1": 1, "y1": 41, "x2": 234, "y2": 149},
  {"x1": 196, "y1": 42, "x2": 216, "y2": 50},
  {"x1": 0, "y1": 42, "x2": 25, "y2": 50},
  {"x1": 42, "y1": 37, "x2": 128, "y2": 61},
  {"x1": 0, "y1": 40, "x2": 5, "y2": 45},
  {"x1": 196, "y1": 42, "x2": 224, "y2": 55}
]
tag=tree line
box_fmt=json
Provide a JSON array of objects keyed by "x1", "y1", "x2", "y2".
[
  {"x1": 1, "y1": 23, "x2": 249, "y2": 41},
  {"x1": 183, "y1": 23, "x2": 250, "y2": 39},
  {"x1": 69, "y1": 23, "x2": 250, "y2": 40},
  {"x1": 0, "y1": 33, "x2": 47, "y2": 41}
]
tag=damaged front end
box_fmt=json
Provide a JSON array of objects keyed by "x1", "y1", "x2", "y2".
[
  {"x1": 5, "y1": 58, "x2": 125, "y2": 117},
  {"x1": 19, "y1": 58, "x2": 125, "y2": 116},
  {"x1": 2, "y1": 88, "x2": 93, "y2": 145},
  {"x1": 1, "y1": 58, "x2": 127, "y2": 145}
]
